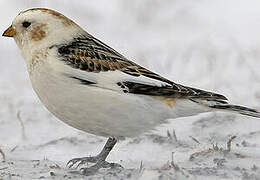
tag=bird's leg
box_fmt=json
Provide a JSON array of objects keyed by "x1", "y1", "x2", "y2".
[{"x1": 67, "y1": 137, "x2": 122, "y2": 175}]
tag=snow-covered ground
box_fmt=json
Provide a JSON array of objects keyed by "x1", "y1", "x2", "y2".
[{"x1": 1, "y1": 0, "x2": 260, "y2": 179}]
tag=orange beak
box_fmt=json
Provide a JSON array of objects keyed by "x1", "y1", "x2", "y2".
[{"x1": 2, "y1": 25, "x2": 16, "y2": 37}]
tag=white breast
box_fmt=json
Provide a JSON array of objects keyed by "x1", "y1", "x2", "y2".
[
  {"x1": 27, "y1": 53, "x2": 173, "y2": 138},
  {"x1": 27, "y1": 49, "x2": 210, "y2": 138}
]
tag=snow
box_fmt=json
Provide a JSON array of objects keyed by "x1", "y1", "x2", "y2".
[{"x1": 1, "y1": 0, "x2": 260, "y2": 179}]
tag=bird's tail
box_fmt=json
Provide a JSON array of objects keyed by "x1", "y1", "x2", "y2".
[
  {"x1": 191, "y1": 98, "x2": 260, "y2": 118},
  {"x1": 210, "y1": 104, "x2": 260, "y2": 118}
]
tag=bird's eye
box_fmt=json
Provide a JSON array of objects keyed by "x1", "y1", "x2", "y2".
[{"x1": 22, "y1": 21, "x2": 31, "y2": 28}]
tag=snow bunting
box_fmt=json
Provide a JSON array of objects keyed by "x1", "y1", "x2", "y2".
[{"x1": 3, "y1": 8, "x2": 260, "y2": 174}]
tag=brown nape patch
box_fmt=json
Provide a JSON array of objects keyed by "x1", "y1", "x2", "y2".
[
  {"x1": 155, "y1": 97, "x2": 178, "y2": 108},
  {"x1": 40, "y1": 8, "x2": 75, "y2": 26},
  {"x1": 22, "y1": 8, "x2": 75, "y2": 26},
  {"x1": 31, "y1": 23, "x2": 47, "y2": 41}
]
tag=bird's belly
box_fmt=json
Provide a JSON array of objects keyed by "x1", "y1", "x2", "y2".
[{"x1": 29, "y1": 69, "x2": 173, "y2": 138}]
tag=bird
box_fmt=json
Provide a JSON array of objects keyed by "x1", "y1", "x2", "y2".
[{"x1": 3, "y1": 8, "x2": 260, "y2": 175}]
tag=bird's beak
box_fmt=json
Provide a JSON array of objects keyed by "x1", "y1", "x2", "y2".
[{"x1": 2, "y1": 25, "x2": 16, "y2": 37}]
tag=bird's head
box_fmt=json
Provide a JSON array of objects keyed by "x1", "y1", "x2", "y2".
[{"x1": 3, "y1": 8, "x2": 83, "y2": 54}]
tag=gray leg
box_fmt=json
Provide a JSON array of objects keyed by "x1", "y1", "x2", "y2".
[{"x1": 67, "y1": 137, "x2": 122, "y2": 175}]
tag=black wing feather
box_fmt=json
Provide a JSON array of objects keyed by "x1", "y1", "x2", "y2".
[{"x1": 55, "y1": 34, "x2": 227, "y2": 101}]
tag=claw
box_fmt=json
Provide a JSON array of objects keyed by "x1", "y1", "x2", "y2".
[
  {"x1": 67, "y1": 158, "x2": 81, "y2": 168},
  {"x1": 67, "y1": 137, "x2": 119, "y2": 175},
  {"x1": 67, "y1": 156, "x2": 99, "y2": 169},
  {"x1": 76, "y1": 160, "x2": 88, "y2": 168}
]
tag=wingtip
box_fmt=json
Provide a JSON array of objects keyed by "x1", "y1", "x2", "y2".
[
  {"x1": 218, "y1": 94, "x2": 228, "y2": 101},
  {"x1": 211, "y1": 104, "x2": 260, "y2": 118}
]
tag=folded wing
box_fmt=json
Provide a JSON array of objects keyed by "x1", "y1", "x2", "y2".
[{"x1": 56, "y1": 33, "x2": 227, "y2": 102}]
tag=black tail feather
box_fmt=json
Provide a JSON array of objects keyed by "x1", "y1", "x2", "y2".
[{"x1": 210, "y1": 104, "x2": 260, "y2": 118}]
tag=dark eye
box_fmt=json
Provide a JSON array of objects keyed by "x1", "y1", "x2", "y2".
[{"x1": 22, "y1": 21, "x2": 31, "y2": 28}]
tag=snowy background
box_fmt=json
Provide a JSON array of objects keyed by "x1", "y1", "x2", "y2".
[{"x1": 1, "y1": 0, "x2": 260, "y2": 179}]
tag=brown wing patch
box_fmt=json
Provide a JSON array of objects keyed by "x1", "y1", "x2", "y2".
[
  {"x1": 56, "y1": 36, "x2": 228, "y2": 101},
  {"x1": 58, "y1": 52, "x2": 133, "y2": 73},
  {"x1": 31, "y1": 23, "x2": 47, "y2": 41},
  {"x1": 57, "y1": 45, "x2": 174, "y2": 85},
  {"x1": 154, "y1": 97, "x2": 178, "y2": 108}
]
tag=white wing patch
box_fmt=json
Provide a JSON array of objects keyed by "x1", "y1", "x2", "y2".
[{"x1": 61, "y1": 62, "x2": 170, "y2": 93}]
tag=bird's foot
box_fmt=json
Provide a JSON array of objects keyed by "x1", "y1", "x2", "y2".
[
  {"x1": 67, "y1": 156, "x2": 100, "y2": 168},
  {"x1": 80, "y1": 160, "x2": 123, "y2": 176},
  {"x1": 67, "y1": 156, "x2": 123, "y2": 176},
  {"x1": 67, "y1": 137, "x2": 123, "y2": 175}
]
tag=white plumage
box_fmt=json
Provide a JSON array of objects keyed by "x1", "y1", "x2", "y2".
[
  {"x1": 3, "y1": 8, "x2": 214, "y2": 138},
  {"x1": 3, "y1": 8, "x2": 259, "y2": 173},
  {"x1": 29, "y1": 45, "x2": 208, "y2": 137}
]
